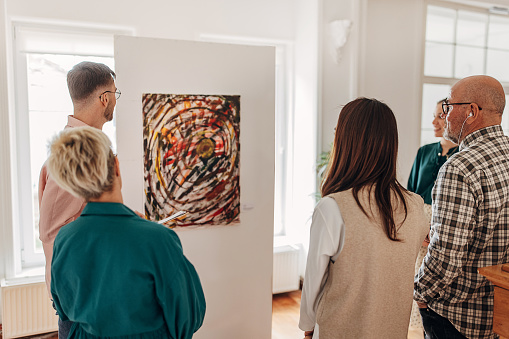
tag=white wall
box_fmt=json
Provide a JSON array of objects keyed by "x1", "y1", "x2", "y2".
[
  {"x1": 115, "y1": 36, "x2": 275, "y2": 338},
  {"x1": 360, "y1": 0, "x2": 425, "y2": 184},
  {"x1": 319, "y1": 0, "x2": 425, "y2": 185},
  {"x1": 319, "y1": 0, "x2": 361, "y2": 152},
  {"x1": 6, "y1": 0, "x2": 296, "y2": 41},
  {"x1": 0, "y1": 0, "x2": 9, "y2": 277},
  {"x1": 0, "y1": 0, "x2": 13, "y2": 324}
]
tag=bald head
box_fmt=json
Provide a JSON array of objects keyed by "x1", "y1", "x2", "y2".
[{"x1": 453, "y1": 75, "x2": 505, "y2": 115}]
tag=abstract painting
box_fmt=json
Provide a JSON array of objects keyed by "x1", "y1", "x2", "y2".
[{"x1": 143, "y1": 94, "x2": 240, "y2": 226}]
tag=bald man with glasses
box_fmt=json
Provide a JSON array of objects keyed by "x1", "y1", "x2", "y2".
[{"x1": 414, "y1": 75, "x2": 509, "y2": 339}]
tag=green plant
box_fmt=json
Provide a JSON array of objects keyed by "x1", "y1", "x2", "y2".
[{"x1": 315, "y1": 146, "x2": 332, "y2": 201}]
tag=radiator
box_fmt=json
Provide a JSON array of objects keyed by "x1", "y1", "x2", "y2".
[
  {"x1": 273, "y1": 244, "x2": 301, "y2": 294},
  {"x1": 1, "y1": 280, "x2": 58, "y2": 339}
]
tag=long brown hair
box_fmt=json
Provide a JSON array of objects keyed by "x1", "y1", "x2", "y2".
[{"x1": 321, "y1": 97, "x2": 409, "y2": 241}]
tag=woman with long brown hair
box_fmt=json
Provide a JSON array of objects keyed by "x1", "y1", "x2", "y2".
[{"x1": 299, "y1": 98, "x2": 429, "y2": 339}]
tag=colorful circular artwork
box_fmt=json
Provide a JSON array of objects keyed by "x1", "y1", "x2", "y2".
[{"x1": 143, "y1": 94, "x2": 240, "y2": 226}]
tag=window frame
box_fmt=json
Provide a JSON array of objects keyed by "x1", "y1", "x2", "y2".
[
  {"x1": 421, "y1": 1, "x2": 509, "y2": 146},
  {"x1": 11, "y1": 22, "x2": 132, "y2": 269}
]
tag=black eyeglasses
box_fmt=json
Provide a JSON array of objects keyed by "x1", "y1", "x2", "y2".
[
  {"x1": 441, "y1": 102, "x2": 482, "y2": 118},
  {"x1": 99, "y1": 90, "x2": 121, "y2": 100}
]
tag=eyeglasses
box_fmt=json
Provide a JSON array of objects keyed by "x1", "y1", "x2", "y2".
[
  {"x1": 441, "y1": 102, "x2": 482, "y2": 117},
  {"x1": 99, "y1": 90, "x2": 121, "y2": 100}
]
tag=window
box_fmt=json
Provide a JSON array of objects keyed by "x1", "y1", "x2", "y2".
[
  {"x1": 421, "y1": 3, "x2": 509, "y2": 145},
  {"x1": 12, "y1": 24, "x2": 129, "y2": 267}
]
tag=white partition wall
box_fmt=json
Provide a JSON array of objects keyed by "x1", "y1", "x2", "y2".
[{"x1": 114, "y1": 36, "x2": 275, "y2": 338}]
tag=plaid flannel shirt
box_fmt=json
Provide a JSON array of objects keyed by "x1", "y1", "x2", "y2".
[{"x1": 414, "y1": 125, "x2": 509, "y2": 339}]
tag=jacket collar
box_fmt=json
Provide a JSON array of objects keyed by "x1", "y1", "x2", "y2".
[{"x1": 80, "y1": 202, "x2": 138, "y2": 217}]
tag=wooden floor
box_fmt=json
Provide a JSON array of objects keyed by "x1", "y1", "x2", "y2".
[
  {"x1": 272, "y1": 290, "x2": 302, "y2": 339},
  {"x1": 0, "y1": 292, "x2": 423, "y2": 339},
  {"x1": 0, "y1": 324, "x2": 57, "y2": 339},
  {"x1": 271, "y1": 290, "x2": 425, "y2": 339}
]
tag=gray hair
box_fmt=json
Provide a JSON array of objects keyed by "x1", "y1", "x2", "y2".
[{"x1": 47, "y1": 127, "x2": 115, "y2": 201}]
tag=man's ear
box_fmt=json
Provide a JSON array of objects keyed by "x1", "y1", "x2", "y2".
[
  {"x1": 467, "y1": 103, "x2": 481, "y2": 122},
  {"x1": 99, "y1": 91, "x2": 109, "y2": 107}
]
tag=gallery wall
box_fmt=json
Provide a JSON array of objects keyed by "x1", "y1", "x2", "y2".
[
  {"x1": 5, "y1": 0, "x2": 296, "y2": 41},
  {"x1": 359, "y1": 0, "x2": 426, "y2": 184},
  {"x1": 0, "y1": 0, "x2": 13, "y2": 286},
  {"x1": 318, "y1": 0, "x2": 425, "y2": 186},
  {"x1": 115, "y1": 36, "x2": 275, "y2": 338},
  {"x1": 319, "y1": 0, "x2": 361, "y2": 151}
]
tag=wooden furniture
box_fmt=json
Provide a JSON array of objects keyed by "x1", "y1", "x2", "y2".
[{"x1": 478, "y1": 264, "x2": 509, "y2": 339}]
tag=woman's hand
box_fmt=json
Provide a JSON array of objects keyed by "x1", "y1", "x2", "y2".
[
  {"x1": 422, "y1": 232, "x2": 430, "y2": 247},
  {"x1": 417, "y1": 301, "x2": 428, "y2": 309}
]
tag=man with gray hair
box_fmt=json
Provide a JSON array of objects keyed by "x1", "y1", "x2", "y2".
[
  {"x1": 38, "y1": 61, "x2": 119, "y2": 337},
  {"x1": 414, "y1": 75, "x2": 509, "y2": 339}
]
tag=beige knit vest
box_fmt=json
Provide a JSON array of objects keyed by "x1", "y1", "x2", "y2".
[{"x1": 316, "y1": 188, "x2": 428, "y2": 339}]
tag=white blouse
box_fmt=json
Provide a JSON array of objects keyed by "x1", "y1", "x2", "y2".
[{"x1": 299, "y1": 196, "x2": 346, "y2": 338}]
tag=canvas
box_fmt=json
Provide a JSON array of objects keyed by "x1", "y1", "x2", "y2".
[{"x1": 143, "y1": 93, "x2": 241, "y2": 226}]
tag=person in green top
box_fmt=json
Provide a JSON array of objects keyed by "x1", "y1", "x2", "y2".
[
  {"x1": 47, "y1": 126, "x2": 206, "y2": 339},
  {"x1": 407, "y1": 98, "x2": 458, "y2": 336},
  {"x1": 408, "y1": 98, "x2": 459, "y2": 205}
]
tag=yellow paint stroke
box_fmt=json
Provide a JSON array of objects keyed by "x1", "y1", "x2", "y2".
[
  {"x1": 161, "y1": 127, "x2": 169, "y2": 137},
  {"x1": 154, "y1": 134, "x2": 167, "y2": 190},
  {"x1": 179, "y1": 168, "x2": 190, "y2": 186}
]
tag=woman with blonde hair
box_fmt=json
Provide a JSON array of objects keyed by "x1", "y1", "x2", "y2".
[
  {"x1": 299, "y1": 98, "x2": 429, "y2": 339},
  {"x1": 47, "y1": 126, "x2": 205, "y2": 339},
  {"x1": 407, "y1": 98, "x2": 458, "y2": 335}
]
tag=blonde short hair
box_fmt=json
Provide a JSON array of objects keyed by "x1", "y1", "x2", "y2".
[{"x1": 47, "y1": 126, "x2": 115, "y2": 201}]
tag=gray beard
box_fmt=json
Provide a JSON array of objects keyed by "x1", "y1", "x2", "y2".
[{"x1": 443, "y1": 126, "x2": 459, "y2": 144}]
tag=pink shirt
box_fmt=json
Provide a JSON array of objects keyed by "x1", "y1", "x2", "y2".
[{"x1": 38, "y1": 116, "x2": 89, "y2": 296}]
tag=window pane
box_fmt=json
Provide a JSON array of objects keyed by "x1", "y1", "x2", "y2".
[
  {"x1": 421, "y1": 83, "x2": 451, "y2": 146},
  {"x1": 27, "y1": 53, "x2": 115, "y2": 253},
  {"x1": 488, "y1": 15, "x2": 509, "y2": 50},
  {"x1": 421, "y1": 130, "x2": 438, "y2": 147},
  {"x1": 486, "y1": 49, "x2": 509, "y2": 82},
  {"x1": 424, "y1": 42, "x2": 454, "y2": 77},
  {"x1": 457, "y1": 10, "x2": 487, "y2": 47},
  {"x1": 502, "y1": 95, "x2": 509, "y2": 134},
  {"x1": 454, "y1": 46, "x2": 485, "y2": 78},
  {"x1": 426, "y1": 6, "x2": 456, "y2": 43}
]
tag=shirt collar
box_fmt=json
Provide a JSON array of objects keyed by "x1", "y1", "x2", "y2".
[
  {"x1": 435, "y1": 142, "x2": 458, "y2": 156},
  {"x1": 460, "y1": 125, "x2": 504, "y2": 151},
  {"x1": 66, "y1": 115, "x2": 90, "y2": 128},
  {"x1": 80, "y1": 202, "x2": 138, "y2": 217}
]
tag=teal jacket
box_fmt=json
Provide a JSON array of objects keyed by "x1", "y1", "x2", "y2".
[
  {"x1": 51, "y1": 202, "x2": 206, "y2": 339},
  {"x1": 407, "y1": 142, "x2": 458, "y2": 205}
]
